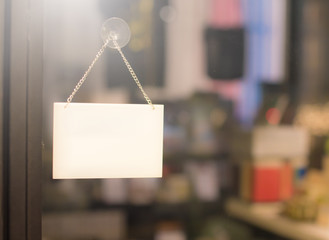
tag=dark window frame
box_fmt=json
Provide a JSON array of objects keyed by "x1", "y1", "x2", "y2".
[{"x1": 1, "y1": 0, "x2": 43, "y2": 239}]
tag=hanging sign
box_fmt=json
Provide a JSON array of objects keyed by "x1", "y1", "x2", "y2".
[
  {"x1": 53, "y1": 102, "x2": 164, "y2": 179},
  {"x1": 52, "y1": 18, "x2": 164, "y2": 179}
]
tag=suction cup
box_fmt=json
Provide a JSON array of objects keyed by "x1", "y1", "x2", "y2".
[{"x1": 101, "y1": 17, "x2": 131, "y2": 49}]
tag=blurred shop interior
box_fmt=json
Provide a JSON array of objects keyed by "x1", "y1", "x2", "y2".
[{"x1": 42, "y1": 0, "x2": 329, "y2": 240}]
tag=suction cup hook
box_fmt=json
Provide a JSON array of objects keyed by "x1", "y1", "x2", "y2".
[{"x1": 101, "y1": 17, "x2": 131, "y2": 49}]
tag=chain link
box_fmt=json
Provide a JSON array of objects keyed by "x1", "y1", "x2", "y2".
[
  {"x1": 65, "y1": 38, "x2": 110, "y2": 107},
  {"x1": 65, "y1": 37, "x2": 154, "y2": 110},
  {"x1": 113, "y1": 40, "x2": 155, "y2": 110}
]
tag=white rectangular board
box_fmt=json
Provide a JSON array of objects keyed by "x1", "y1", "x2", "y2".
[{"x1": 53, "y1": 102, "x2": 164, "y2": 179}]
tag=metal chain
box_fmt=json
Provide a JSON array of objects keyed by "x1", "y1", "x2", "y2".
[
  {"x1": 65, "y1": 38, "x2": 111, "y2": 107},
  {"x1": 65, "y1": 37, "x2": 154, "y2": 110},
  {"x1": 113, "y1": 40, "x2": 155, "y2": 110}
]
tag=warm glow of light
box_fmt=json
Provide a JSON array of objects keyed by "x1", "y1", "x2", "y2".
[{"x1": 265, "y1": 108, "x2": 281, "y2": 125}]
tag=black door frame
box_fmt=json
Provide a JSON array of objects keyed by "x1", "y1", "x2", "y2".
[{"x1": 1, "y1": 0, "x2": 43, "y2": 239}]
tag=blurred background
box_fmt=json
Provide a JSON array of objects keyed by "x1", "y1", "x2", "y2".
[{"x1": 42, "y1": 0, "x2": 329, "y2": 240}]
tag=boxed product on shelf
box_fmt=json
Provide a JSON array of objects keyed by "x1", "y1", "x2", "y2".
[
  {"x1": 252, "y1": 126, "x2": 310, "y2": 158},
  {"x1": 238, "y1": 125, "x2": 310, "y2": 203},
  {"x1": 240, "y1": 159, "x2": 291, "y2": 202}
]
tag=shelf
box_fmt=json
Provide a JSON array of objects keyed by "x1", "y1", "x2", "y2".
[
  {"x1": 225, "y1": 198, "x2": 329, "y2": 240},
  {"x1": 43, "y1": 210, "x2": 125, "y2": 240},
  {"x1": 163, "y1": 152, "x2": 229, "y2": 164}
]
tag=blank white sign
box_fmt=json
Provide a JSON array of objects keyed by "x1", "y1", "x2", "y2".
[{"x1": 53, "y1": 102, "x2": 164, "y2": 179}]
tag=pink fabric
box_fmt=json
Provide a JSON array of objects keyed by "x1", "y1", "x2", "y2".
[{"x1": 209, "y1": 0, "x2": 243, "y2": 28}]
